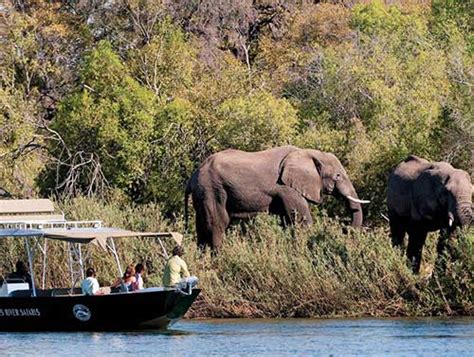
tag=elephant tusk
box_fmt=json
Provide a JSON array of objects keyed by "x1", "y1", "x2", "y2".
[
  {"x1": 347, "y1": 196, "x2": 371, "y2": 204},
  {"x1": 448, "y1": 212, "x2": 454, "y2": 227}
]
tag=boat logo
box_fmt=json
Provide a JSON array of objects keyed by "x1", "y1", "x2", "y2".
[{"x1": 73, "y1": 304, "x2": 91, "y2": 322}]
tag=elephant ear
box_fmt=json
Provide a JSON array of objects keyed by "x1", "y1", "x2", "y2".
[
  {"x1": 412, "y1": 170, "x2": 447, "y2": 220},
  {"x1": 279, "y1": 150, "x2": 323, "y2": 203}
]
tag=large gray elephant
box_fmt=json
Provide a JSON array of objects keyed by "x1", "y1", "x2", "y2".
[
  {"x1": 185, "y1": 145, "x2": 369, "y2": 250},
  {"x1": 387, "y1": 155, "x2": 473, "y2": 273}
]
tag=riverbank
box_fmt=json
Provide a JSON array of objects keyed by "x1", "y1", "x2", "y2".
[
  {"x1": 0, "y1": 197, "x2": 471, "y2": 318},
  {"x1": 185, "y1": 217, "x2": 472, "y2": 318}
]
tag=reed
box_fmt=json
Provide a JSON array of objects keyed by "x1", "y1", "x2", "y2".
[{"x1": 0, "y1": 197, "x2": 471, "y2": 318}]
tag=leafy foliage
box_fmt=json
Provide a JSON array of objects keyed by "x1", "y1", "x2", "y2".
[
  {"x1": 43, "y1": 41, "x2": 157, "y2": 197},
  {"x1": 216, "y1": 91, "x2": 298, "y2": 151},
  {"x1": 0, "y1": 87, "x2": 42, "y2": 196},
  {"x1": 1, "y1": 0, "x2": 471, "y2": 215}
]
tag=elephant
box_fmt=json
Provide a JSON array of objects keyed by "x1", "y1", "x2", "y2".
[
  {"x1": 185, "y1": 145, "x2": 369, "y2": 250},
  {"x1": 387, "y1": 155, "x2": 473, "y2": 273}
]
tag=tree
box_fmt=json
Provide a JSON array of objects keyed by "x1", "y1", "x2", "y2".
[
  {"x1": 43, "y1": 41, "x2": 157, "y2": 198},
  {"x1": 216, "y1": 91, "x2": 298, "y2": 151},
  {"x1": 129, "y1": 19, "x2": 196, "y2": 100},
  {"x1": 0, "y1": 87, "x2": 42, "y2": 197}
]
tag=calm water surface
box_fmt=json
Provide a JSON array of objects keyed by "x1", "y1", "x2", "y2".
[{"x1": 0, "y1": 318, "x2": 473, "y2": 356}]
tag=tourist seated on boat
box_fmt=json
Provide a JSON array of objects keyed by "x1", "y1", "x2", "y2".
[
  {"x1": 133, "y1": 263, "x2": 145, "y2": 291},
  {"x1": 112, "y1": 265, "x2": 137, "y2": 292},
  {"x1": 81, "y1": 267, "x2": 105, "y2": 296},
  {"x1": 7, "y1": 260, "x2": 33, "y2": 288},
  {"x1": 163, "y1": 245, "x2": 193, "y2": 287}
]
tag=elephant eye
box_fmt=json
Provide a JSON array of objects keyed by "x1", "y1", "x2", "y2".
[{"x1": 335, "y1": 173, "x2": 342, "y2": 180}]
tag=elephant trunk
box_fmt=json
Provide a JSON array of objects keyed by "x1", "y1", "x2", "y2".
[
  {"x1": 455, "y1": 202, "x2": 472, "y2": 227},
  {"x1": 336, "y1": 181, "x2": 363, "y2": 227},
  {"x1": 448, "y1": 192, "x2": 472, "y2": 227},
  {"x1": 348, "y1": 197, "x2": 363, "y2": 228}
]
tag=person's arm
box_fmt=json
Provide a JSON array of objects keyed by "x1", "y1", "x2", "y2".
[
  {"x1": 111, "y1": 278, "x2": 121, "y2": 288},
  {"x1": 181, "y1": 260, "x2": 190, "y2": 278},
  {"x1": 92, "y1": 279, "x2": 105, "y2": 295},
  {"x1": 91, "y1": 279, "x2": 99, "y2": 295},
  {"x1": 81, "y1": 280, "x2": 87, "y2": 295}
]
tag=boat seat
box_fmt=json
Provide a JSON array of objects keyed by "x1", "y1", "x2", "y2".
[{"x1": 0, "y1": 278, "x2": 26, "y2": 286}]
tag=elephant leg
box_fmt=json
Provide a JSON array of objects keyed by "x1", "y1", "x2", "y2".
[
  {"x1": 406, "y1": 226, "x2": 427, "y2": 274},
  {"x1": 210, "y1": 209, "x2": 229, "y2": 251},
  {"x1": 436, "y1": 228, "x2": 455, "y2": 271},
  {"x1": 436, "y1": 228, "x2": 450, "y2": 256},
  {"x1": 200, "y1": 198, "x2": 230, "y2": 251},
  {"x1": 195, "y1": 214, "x2": 210, "y2": 250},
  {"x1": 388, "y1": 212, "x2": 407, "y2": 249},
  {"x1": 194, "y1": 197, "x2": 229, "y2": 250},
  {"x1": 272, "y1": 186, "x2": 312, "y2": 226},
  {"x1": 437, "y1": 228, "x2": 457, "y2": 257}
]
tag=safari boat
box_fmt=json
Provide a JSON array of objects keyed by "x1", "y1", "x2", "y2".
[{"x1": 0, "y1": 199, "x2": 200, "y2": 331}]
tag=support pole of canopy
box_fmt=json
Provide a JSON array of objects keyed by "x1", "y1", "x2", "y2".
[
  {"x1": 67, "y1": 243, "x2": 85, "y2": 292},
  {"x1": 41, "y1": 239, "x2": 48, "y2": 289},
  {"x1": 109, "y1": 238, "x2": 123, "y2": 277},
  {"x1": 78, "y1": 244, "x2": 84, "y2": 281},
  {"x1": 157, "y1": 238, "x2": 169, "y2": 260},
  {"x1": 25, "y1": 238, "x2": 37, "y2": 297},
  {"x1": 67, "y1": 242, "x2": 74, "y2": 288}
]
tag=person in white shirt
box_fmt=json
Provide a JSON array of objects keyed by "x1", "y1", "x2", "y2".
[
  {"x1": 134, "y1": 263, "x2": 145, "y2": 291},
  {"x1": 81, "y1": 267, "x2": 104, "y2": 295}
]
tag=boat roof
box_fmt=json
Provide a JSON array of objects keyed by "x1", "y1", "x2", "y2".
[
  {"x1": 0, "y1": 228, "x2": 182, "y2": 248},
  {"x1": 0, "y1": 199, "x2": 183, "y2": 247}
]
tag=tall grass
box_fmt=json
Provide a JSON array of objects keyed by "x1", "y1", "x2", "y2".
[{"x1": 0, "y1": 197, "x2": 471, "y2": 317}]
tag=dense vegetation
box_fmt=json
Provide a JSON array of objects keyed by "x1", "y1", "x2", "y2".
[
  {"x1": 0, "y1": 1, "x2": 472, "y2": 316},
  {"x1": 1, "y1": 198, "x2": 471, "y2": 317}
]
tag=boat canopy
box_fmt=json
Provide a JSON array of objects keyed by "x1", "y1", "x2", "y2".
[
  {"x1": 0, "y1": 199, "x2": 183, "y2": 247},
  {"x1": 0, "y1": 199, "x2": 184, "y2": 295},
  {"x1": 0, "y1": 228, "x2": 183, "y2": 248}
]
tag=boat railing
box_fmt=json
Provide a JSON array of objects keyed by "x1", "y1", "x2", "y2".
[
  {"x1": 175, "y1": 276, "x2": 199, "y2": 296},
  {"x1": 0, "y1": 220, "x2": 103, "y2": 230},
  {"x1": 0, "y1": 198, "x2": 103, "y2": 231}
]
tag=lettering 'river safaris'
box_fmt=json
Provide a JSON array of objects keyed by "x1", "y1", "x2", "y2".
[{"x1": 0, "y1": 308, "x2": 41, "y2": 317}]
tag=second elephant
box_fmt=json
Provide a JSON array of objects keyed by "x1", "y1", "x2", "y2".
[
  {"x1": 185, "y1": 145, "x2": 369, "y2": 250},
  {"x1": 387, "y1": 155, "x2": 473, "y2": 273}
]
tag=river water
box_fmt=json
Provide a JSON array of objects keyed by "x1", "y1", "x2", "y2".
[{"x1": 0, "y1": 318, "x2": 473, "y2": 356}]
